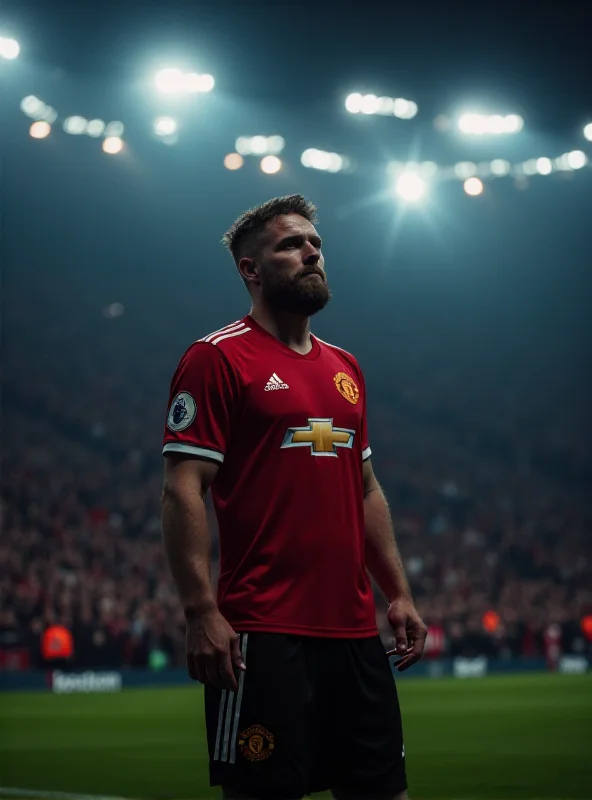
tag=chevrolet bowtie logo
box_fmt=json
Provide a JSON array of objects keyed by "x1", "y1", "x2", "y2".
[{"x1": 281, "y1": 418, "x2": 355, "y2": 457}]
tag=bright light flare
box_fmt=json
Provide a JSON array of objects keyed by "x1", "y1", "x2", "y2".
[
  {"x1": 86, "y1": 119, "x2": 106, "y2": 138},
  {"x1": 395, "y1": 172, "x2": 426, "y2": 202},
  {"x1": 567, "y1": 150, "x2": 587, "y2": 169},
  {"x1": 490, "y1": 159, "x2": 511, "y2": 176},
  {"x1": 584, "y1": 123, "x2": 592, "y2": 142},
  {"x1": 454, "y1": 161, "x2": 478, "y2": 179},
  {"x1": 250, "y1": 136, "x2": 269, "y2": 155},
  {"x1": 154, "y1": 116, "x2": 177, "y2": 136},
  {"x1": 196, "y1": 73, "x2": 215, "y2": 92},
  {"x1": 260, "y1": 156, "x2": 282, "y2": 174},
  {"x1": 361, "y1": 94, "x2": 379, "y2": 114},
  {"x1": 103, "y1": 136, "x2": 124, "y2": 155},
  {"x1": 345, "y1": 93, "x2": 364, "y2": 113},
  {"x1": 458, "y1": 113, "x2": 524, "y2": 135},
  {"x1": 0, "y1": 37, "x2": 20, "y2": 59},
  {"x1": 535, "y1": 157, "x2": 553, "y2": 175},
  {"x1": 301, "y1": 149, "x2": 347, "y2": 172},
  {"x1": 104, "y1": 121, "x2": 125, "y2": 138},
  {"x1": 464, "y1": 177, "x2": 484, "y2": 196},
  {"x1": 224, "y1": 153, "x2": 244, "y2": 170},
  {"x1": 155, "y1": 68, "x2": 186, "y2": 93},
  {"x1": 30, "y1": 121, "x2": 51, "y2": 139},
  {"x1": 63, "y1": 116, "x2": 88, "y2": 135}
]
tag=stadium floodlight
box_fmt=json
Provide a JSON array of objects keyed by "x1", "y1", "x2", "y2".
[
  {"x1": 361, "y1": 94, "x2": 379, "y2": 115},
  {"x1": 521, "y1": 159, "x2": 538, "y2": 176},
  {"x1": 584, "y1": 123, "x2": 592, "y2": 142},
  {"x1": 86, "y1": 119, "x2": 106, "y2": 138},
  {"x1": 345, "y1": 93, "x2": 364, "y2": 113},
  {"x1": 0, "y1": 37, "x2": 20, "y2": 59},
  {"x1": 458, "y1": 112, "x2": 524, "y2": 135},
  {"x1": 490, "y1": 159, "x2": 511, "y2": 176},
  {"x1": 30, "y1": 121, "x2": 51, "y2": 139},
  {"x1": 195, "y1": 73, "x2": 215, "y2": 92},
  {"x1": 40, "y1": 106, "x2": 58, "y2": 124},
  {"x1": 235, "y1": 136, "x2": 286, "y2": 157},
  {"x1": 504, "y1": 114, "x2": 524, "y2": 133},
  {"x1": 395, "y1": 172, "x2": 426, "y2": 202},
  {"x1": 419, "y1": 161, "x2": 438, "y2": 178},
  {"x1": 154, "y1": 116, "x2": 177, "y2": 136},
  {"x1": 458, "y1": 114, "x2": 487, "y2": 135},
  {"x1": 155, "y1": 68, "x2": 186, "y2": 93},
  {"x1": 63, "y1": 116, "x2": 88, "y2": 135},
  {"x1": 266, "y1": 136, "x2": 285, "y2": 154},
  {"x1": 104, "y1": 121, "x2": 124, "y2": 138},
  {"x1": 260, "y1": 156, "x2": 282, "y2": 174},
  {"x1": 566, "y1": 150, "x2": 587, "y2": 170},
  {"x1": 377, "y1": 97, "x2": 394, "y2": 115},
  {"x1": 103, "y1": 136, "x2": 124, "y2": 155},
  {"x1": 301, "y1": 149, "x2": 348, "y2": 173},
  {"x1": 393, "y1": 98, "x2": 418, "y2": 120},
  {"x1": 250, "y1": 136, "x2": 269, "y2": 155},
  {"x1": 21, "y1": 96, "x2": 47, "y2": 119},
  {"x1": 184, "y1": 73, "x2": 201, "y2": 93},
  {"x1": 235, "y1": 137, "x2": 250, "y2": 155},
  {"x1": 464, "y1": 177, "x2": 484, "y2": 196},
  {"x1": 347, "y1": 92, "x2": 417, "y2": 118},
  {"x1": 535, "y1": 157, "x2": 553, "y2": 176},
  {"x1": 224, "y1": 153, "x2": 244, "y2": 171},
  {"x1": 454, "y1": 161, "x2": 478, "y2": 179}
]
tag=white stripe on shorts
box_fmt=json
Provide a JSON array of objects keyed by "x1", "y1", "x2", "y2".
[{"x1": 213, "y1": 633, "x2": 249, "y2": 763}]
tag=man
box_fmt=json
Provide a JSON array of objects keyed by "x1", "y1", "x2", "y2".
[{"x1": 161, "y1": 195, "x2": 426, "y2": 800}]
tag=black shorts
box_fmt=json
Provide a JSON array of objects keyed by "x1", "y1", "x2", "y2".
[{"x1": 204, "y1": 633, "x2": 407, "y2": 799}]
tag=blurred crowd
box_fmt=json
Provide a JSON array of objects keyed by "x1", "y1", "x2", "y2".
[{"x1": 1, "y1": 305, "x2": 591, "y2": 671}]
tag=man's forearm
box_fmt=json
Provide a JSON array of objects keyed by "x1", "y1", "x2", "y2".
[
  {"x1": 161, "y1": 486, "x2": 217, "y2": 619},
  {"x1": 364, "y1": 485, "x2": 411, "y2": 602}
]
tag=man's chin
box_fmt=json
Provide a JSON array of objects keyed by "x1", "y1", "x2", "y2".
[
  {"x1": 285, "y1": 295, "x2": 331, "y2": 317},
  {"x1": 268, "y1": 288, "x2": 331, "y2": 317}
]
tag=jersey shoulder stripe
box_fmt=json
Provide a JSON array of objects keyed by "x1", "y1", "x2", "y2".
[
  {"x1": 197, "y1": 320, "x2": 252, "y2": 347},
  {"x1": 199, "y1": 320, "x2": 243, "y2": 342}
]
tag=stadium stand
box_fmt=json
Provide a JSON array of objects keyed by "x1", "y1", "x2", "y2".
[{"x1": 2, "y1": 301, "x2": 590, "y2": 672}]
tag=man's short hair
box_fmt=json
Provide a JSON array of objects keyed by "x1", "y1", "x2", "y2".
[{"x1": 222, "y1": 194, "x2": 318, "y2": 263}]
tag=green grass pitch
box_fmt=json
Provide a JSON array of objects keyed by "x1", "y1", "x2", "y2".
[{"x1": 1, "y1": 674, "x2": 590, "y2": 799}]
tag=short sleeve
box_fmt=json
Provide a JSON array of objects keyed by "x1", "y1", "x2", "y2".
[{"x1": 162, "y1": 343, "x2": 239, "y2": 463}]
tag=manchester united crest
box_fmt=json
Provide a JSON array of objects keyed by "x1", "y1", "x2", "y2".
[
  {"x1": 334, "y1": 372, "x2": 359, "y2": 405},
  {"x1": 238, "y1": 724, "x2": 275, "y2": 762}
]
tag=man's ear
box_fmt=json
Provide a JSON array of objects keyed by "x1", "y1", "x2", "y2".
[{"x1": 237, "y1": 257, "x2": 260, "y2": 286}]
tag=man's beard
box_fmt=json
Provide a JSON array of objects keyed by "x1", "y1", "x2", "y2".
[{"x1": 261, "y1": 269, "x2": 331, "y2": 316}]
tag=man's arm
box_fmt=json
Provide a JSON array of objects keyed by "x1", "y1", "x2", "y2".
[
  {"x1": 161, "y1": 454, "x2": 219, "y2": 617},
  {"x1": 363, "y1": 459, "x2": 411, "y2": 602},
  {"x1": 363, "y1": 458, "x2": 427, "y2": 670},
  {"x1": 161, "y1": 454, "x2": 245, "y2": 690}
]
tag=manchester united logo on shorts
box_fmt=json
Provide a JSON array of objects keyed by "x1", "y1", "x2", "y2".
[
  {"x1": 238, "y1": 724, "x2": 275, "y2": 762},
  {"x1": 334, "y1": 372, "x2": 359, "y2": 405}
]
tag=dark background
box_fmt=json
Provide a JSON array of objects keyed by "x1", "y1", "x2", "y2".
[{"x1": 1, "y1": 0, "x2": 591, "y2": 670}]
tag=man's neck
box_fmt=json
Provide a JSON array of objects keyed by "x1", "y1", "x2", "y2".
[{"x1": 249, "y1": 305, "x2": 312, "y2": 355}]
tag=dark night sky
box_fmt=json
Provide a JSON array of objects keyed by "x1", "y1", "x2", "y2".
[
  {"x1": 3, "y1": 0, "x2": 592, "y2": 125},
  {"x1": 2, "y1": 0, "x2": 592, "y2": 416}
]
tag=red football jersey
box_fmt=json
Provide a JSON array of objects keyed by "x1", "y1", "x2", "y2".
[{"x1": 163, "y1": 315, "x2": 377, "y2": 638}]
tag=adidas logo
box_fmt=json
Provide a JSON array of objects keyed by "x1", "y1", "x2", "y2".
[{"x1": 265, "y1": 373, "x2": 290, "y2": 391}]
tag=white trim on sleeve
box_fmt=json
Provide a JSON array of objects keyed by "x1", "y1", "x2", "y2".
[
  {"x1": 362, "y1": 446, "x2": 372, "y2": 461},
  {"x1": 162, "y1": 442, "x2": 224, "y2": 463}
]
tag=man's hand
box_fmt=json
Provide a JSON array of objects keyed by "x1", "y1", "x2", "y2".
[
  {"x1": 386, "y1": 597, "x2": 427, "y2": 671},
  {"x1": 186, "y1": 608, "x2": 246, "y2": 691}
]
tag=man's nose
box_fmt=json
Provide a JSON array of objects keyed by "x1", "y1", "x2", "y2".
[{"x1": 302, "y1": 242, "x2": 321, "y2": 264}]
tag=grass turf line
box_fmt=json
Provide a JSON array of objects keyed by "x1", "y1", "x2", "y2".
[{"x1": 0, "y1": 674, "x2": 590, "y2": 799}]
